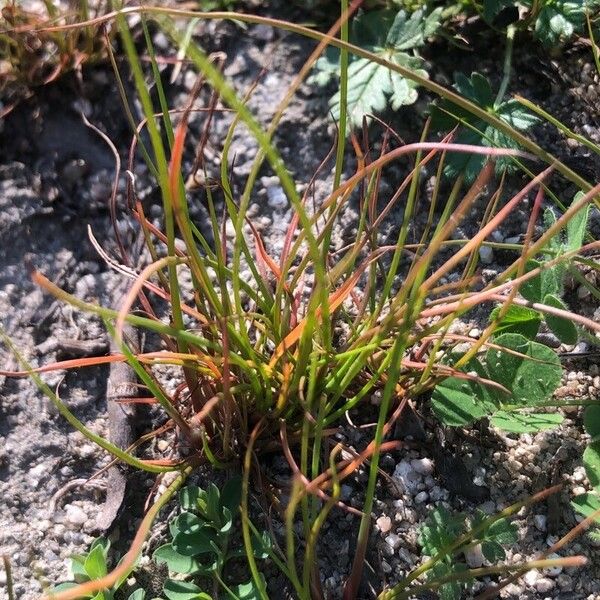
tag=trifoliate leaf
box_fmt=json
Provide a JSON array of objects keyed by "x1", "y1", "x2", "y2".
[
  {"x1": 490, "y1": 411, "x2": 563, "y2": 433},
  {"x1": 486, "y1": 333, "x2": 562, "y2": 406},
  {"x1": 489, "y1": 304, "x2": 542, "y2": 339},
  {"x1": 419, "y1": 506, "x2": 466, "y2": 555},
  {"x1": 543, "y1": 293, "x2": 578, "y2": 345},
  {"x1": 430, "y1": 72, "x2": 538, "y2": 182},
  {"x1": 431, "y1": 358, "x2": 497, "y2": 426}
]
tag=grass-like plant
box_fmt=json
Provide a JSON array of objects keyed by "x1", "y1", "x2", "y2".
[{"x1": 2, "y1": 2, "x2": 600, "y2": 600}]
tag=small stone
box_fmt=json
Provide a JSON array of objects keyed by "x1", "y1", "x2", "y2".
[
  {"x1": 393, "y1": 460, "x2": 422, "y2": 493},
  {"x1": 376, "y1": 516, "x2": 392, "y2": 533},
  {"x1": 385, "y1": 533, "x2": 402, "y2": 550},
  {"x1": 464, "y1": 544, "x2": 486, "y2": 568},
  {"x1": 534, "y1": 514, "x2": 547, "y2": 532},
  {"x1": 468, "y1": 328, "x2": 481, "y2": 338},
  {"x1": 524, "y1": 570, "x2": 539, "y2": 586},
  {"x1": 414, "y1": 491, "x2": 429, "y2": 504},
  {"x1": 535, "y1": 577, "x2": 555, "y2": 594},
  {"x1": 544, "y1": 553, "x2": 563, "y2": 577},
  {"x1": 381, "y1": 560, "x2": 392, "y2": 574},
  {"x1": 479, "y1": 500, "x2": 496, "y2": 515},
  {"x1": 157, "y1": 439, "x2": 170, "y2": 452},
  {"x1": 65, "y1": 505, "x2": 88, "y2": 527},
  {"x1": 410, "y1": 458, "x2": 434, "y2": 476},
  {"x1": 479, "y1": 246, "x2": 494, "y2": 264}
]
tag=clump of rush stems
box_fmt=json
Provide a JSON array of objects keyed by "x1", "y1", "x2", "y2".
[
  {"x1": 2, "y1": 4, "x2": 600, "y2": 600},
  {"x1": 0, "y1": 1, "x2": 110, "y2": 117}
]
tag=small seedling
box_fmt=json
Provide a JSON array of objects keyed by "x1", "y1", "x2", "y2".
[
  {"x1": 418, "y1": 506, "x2": 518, "y2": 600},
  {"x1": 50, "y1": 537, "x2": 145, "y2": 600},
  {"x1": 153, "y1": 478, "x2": 269, "y2": 600},
  {"x1": 483, "y1": 0, "x2": 600, "y2": 47}
]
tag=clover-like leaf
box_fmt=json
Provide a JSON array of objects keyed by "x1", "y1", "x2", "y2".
[
  {"x1": 490, "y1": 411, "x2": 563, "y2": 433},
  {"x1": 486, "y1": 333, "x2": 562, "y2": 406},
  {"x1": 431, "y1": 73, "x2": 538, "y2": 182},
  {"x1": 431, "y1": 363, "x2": 497, "y2": 427},
  {"x1": 489, "y1": 304, "x2": 541, "y2": 338}
]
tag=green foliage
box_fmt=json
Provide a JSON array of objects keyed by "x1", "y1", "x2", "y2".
[
  {"x1": 51, "y1": 538, "x2": 144, "y2": 600},
  {"x1": 153, "y1": 479, "x2": 268, "y2": 600},
  {"x1": 310, "y1": 7, "x2": 442, "y2": 129},
  {"x1": 497, "y1": 203, "x2": 591, "y2": 345},
  {"x1": 432, "y1": 333, "x2": 563, "y2": 432},
  {"x1": 573, "y1": 405, "x2": 600, "y2": 527},
  {"x1": 484, "y1": 0, "x2": 600, "y2": 46},
  {"x1": 418, "y1": 507, "x2": 518, "y2": 600},
  {"x1": 430, "y1": 72, "x2": 538, "y2": 181}
]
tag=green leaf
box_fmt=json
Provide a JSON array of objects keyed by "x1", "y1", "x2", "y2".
[
  {"x1": 84, "y1": 544, "x2": 108, "y2": 581},
  {"x1": 431, "y1": 371, "x2": 496, "y2": 427},
  {"x1": 535, "y1": 1, "x2": 587, "y2": 46},
  {"x1": 543, "y1": 294, "x2": 578, "y2": 345},
  {"x1": 386, "y1": 8, "x2": 442, "y2": 50},
  {"x1": 173, "y1": 527, "x2": 219, "y2": 557},
  {"x1": 127, "y1": 592, "x2": 146, "y2": 600},
  {"x1": 486, "y1": 518, "x2": 518, "y2": 545},
  {"x1": 430, "y1": 73, "x2": 538, "y2": 182},
  {"x1": 483, "y1": 0, "x2": 518, "y2": 24},
  {"x1": 153, "y1": 544, "x2": 207, "y2": 575},
  {"x1": 419, "y1": 507, "x2": 466, "y2": 555},
  {"x1": 584, "y1": 405, "x2": 600, "y2": 440},
  {"x1": 163, "y1": 579, "x2": 212, "y2": 600},
  {"x1": 312, "y1": 8, "x2": 440, "y2": 130},
  {"x1": 571, "y1": 492, "x2": 600, "y2": 523},
  {"x1": 481, "y1": 540, "x2": 505, "y2": 562},
  {"x1": 520, "y1": 259, "x2": 562, "y2": 303},
  {"x1": 220, "y1": 476, "x2": 243, "y2": 515},
  {"x1": 489, "y1": 305, "x2": 541, "y2": 339},
  {"x1": 485, "y1": 333, "x2": 562, "y2": 406},
  {"x1": 179, "y1": 486, "x2": 202, "y2": 512},
  {"x1": 70, "y1": 554, "x2": 90, "y2": 583},
  {"x1": 174, "y1": 512, "x2": 204, "y2": 534},
  {"x1": 583, "y1": 442, "x2": 600, "y2": 490},
  {"x1": 230, "y1": 576, "x2": 267, "y2": 600},
  {"x1": 566, "y1": 200, "x2": 590, "y2": 252},
  {"x1": 490, "y1": 410, "x2": 563, "y2": 432}
]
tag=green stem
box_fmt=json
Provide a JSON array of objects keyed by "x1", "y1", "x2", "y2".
[{"x1": 494, "y1": 24, "x2": 515, "y2": 107}]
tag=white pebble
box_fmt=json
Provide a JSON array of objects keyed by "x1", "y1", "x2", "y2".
[
  {"x1": 534, "y1": 514, "x2": 547, "y2": 532},
  {"x1": 414, "y1": 491, "x2": 429, "y2": 504},
  {"x1": 376, "y1": 516, "x2": 392, "y2": 533},
  {"x1": 535, "y1": 577, "x2": 555, "y2": 593},
  {"x1": 464, "y1": 544, "x2": 485, "y2": 568},
  {"x1": 544, "y1": 553, "x2": 563, "y2": 577},
  {"x1": 479, "y1": 246, "x2": 494, "y2": 264},
  {"x1": 65, "y1": 505, "x2": 88, "y2": 527},
  {"x1": 410, "y1": 458, "x2": 434, "y2": 476},
  {"x1": 385, "y1": 533, "x2": 401, "y2": 550}
]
